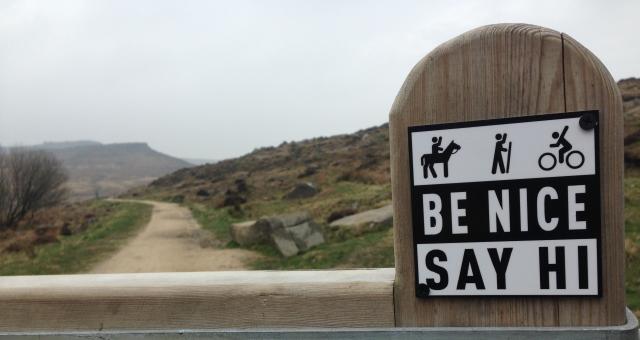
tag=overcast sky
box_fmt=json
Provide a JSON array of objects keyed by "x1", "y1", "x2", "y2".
[{"x1": 0, "y1": 1, "x2": 638, "y2": 160}]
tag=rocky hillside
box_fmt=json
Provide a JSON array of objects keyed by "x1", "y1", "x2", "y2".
[
  {"x1": 33, "y1": 142, "x2": 192, "y2": 201},
  {"x1": 137, "y1": 79, "x2": 640, "y2": 211},
  {"x1": 133, "y1": 123, "x2": 390, "y2": 221}
]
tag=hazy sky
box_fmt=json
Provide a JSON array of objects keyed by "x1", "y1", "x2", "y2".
[{"x1": 1, "y1": 1, "x2": 638, "y2": 159}]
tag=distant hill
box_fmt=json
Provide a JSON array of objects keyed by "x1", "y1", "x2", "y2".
[
  {"x1": 29, "y1": 141, "x2": 192, "y2": 201},
  {"x1": 35, "y1": 141, "x2": 102, "y2": 150}
]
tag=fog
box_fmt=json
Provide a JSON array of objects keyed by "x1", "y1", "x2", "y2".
[{"x1": 0, "y1": 0, "x2": 638, "y2": 159}]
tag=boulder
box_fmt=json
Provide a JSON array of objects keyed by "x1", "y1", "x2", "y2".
[
  {"x1": 283, "y1": 182, "x2": 318, "y2": 200},
  {"x1": 270, "y1": 228, "x2": 300, "y2": 257},
  {"x1": 220, "y1": 190, "x2": 246, "y2": 207},
  {"x1": 196, "y1": 189, "x2": 210, "y2": 197},
  {"x1": 326, "y1": 208, "x2": 357, "y2": 223},
  {"x1": 287, "y1": 222, "x2": 325, "y2": 251},
  {"x1": 227, "y1": 210, "x2": 326, "y2": 257},
  {"x1": 257, "y1": 211, "x2": 311, "y2": 231},
  {"x1": 238, "y1": 211, "x2": 326, "y2": 257},
  {"x1": 229, "y1": 220, "x2": 269, "y2": 246},
  {"x1": 329, "y1": 204, "x2": 393, "y2": 235},
  {"x1": 298, "y1": 165, "x2": 319, "y2": 178},
  {"x1": 234, "y1": 178, "x2": 248, "y2": 193}
]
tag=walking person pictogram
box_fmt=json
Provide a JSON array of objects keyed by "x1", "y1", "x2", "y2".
[
  {"x1": 538, "y1": 125, "x2": 585, "y2": 171},
  {"x1": 491, "y1": 133, "x2": 512, "y2": 174}
]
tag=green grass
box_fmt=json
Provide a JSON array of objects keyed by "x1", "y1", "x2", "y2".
[
  {"x1": 625, "y1": 174, "x2": 640, "y2": 313},
  {"x1": 0, "y1": 201, "x2": 152, "y2": 275},
  {"x1": 189, "y1": 203, "x2": 241, "y2": 244},
  {"x1": 249, "y1": 228, "x2": 394, "y2": 270},
  {"x1": 244, "y1": 181, "x2": 390, "y2": 222}
]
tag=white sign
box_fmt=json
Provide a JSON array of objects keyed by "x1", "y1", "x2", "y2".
[{"x1": 408, "y1": 111, "x2": 601, "y2": 297}]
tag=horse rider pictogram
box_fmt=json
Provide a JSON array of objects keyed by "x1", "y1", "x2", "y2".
[{"x1": 420, "y1": 137, "x2": 461, "y2": 179}]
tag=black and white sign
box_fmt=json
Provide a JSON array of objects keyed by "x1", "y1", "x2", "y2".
[{"x1": 408, "y1": 111, "x2": 601, "y2": 297}]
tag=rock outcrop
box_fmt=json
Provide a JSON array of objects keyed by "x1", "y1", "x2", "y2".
[
  {"x1": 283, "y1": 182, "x2": 319, "y2": 200},
  {"x1": 230, "y1": 211, "x2": 325, "y2": 257},
  {"x1": 329, "y1": 204, "x2": 393, "y2": 235}
]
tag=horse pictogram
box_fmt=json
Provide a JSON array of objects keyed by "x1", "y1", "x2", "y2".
[{"x1": 420, "y1": 140, "x2": 461, "y2": 179}]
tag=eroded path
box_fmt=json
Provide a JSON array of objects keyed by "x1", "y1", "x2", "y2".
[{"x1": 91, "y1": 200, "x2": 261, "y2": 273}]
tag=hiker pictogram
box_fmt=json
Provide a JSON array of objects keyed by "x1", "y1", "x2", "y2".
[
  {"x1": 491, "y1": 133, "x2": 512, "y2": 174},
  {"x1": 420, "y1": 137, "x2": 461, "y2": 179},
  {"x1": 538, "y1": 125, "x2": 585, "y2": 171}
]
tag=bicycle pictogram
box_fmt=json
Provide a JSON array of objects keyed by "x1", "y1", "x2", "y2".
[{"x1": 538, "y1": 125, "x2": 585, "y2": 171}]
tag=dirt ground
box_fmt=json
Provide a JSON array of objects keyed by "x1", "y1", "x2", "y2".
[{"x1": 90, "y1": 200, "x2": 261, "y2": 273}]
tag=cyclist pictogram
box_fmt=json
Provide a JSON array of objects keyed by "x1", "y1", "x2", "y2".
[{"x1": 538, "y1": 125, "x2": 585, "y2": 171}]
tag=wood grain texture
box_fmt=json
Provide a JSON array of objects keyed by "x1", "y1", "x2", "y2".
[
  {"x1": 558, "y1": 33, "x2": 625, "y2": 325},
  {"x1": 0, "y1": 269, "x2": 395, "y2": 332},
  {"x1": 389, "y1": 23, "x2": 624, "y2": 326}
]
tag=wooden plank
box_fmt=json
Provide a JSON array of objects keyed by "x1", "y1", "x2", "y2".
[
  {"x1": 389, "y1": 23, "x2": 624, "y2": 326},
  {"x1": 0, "y1": 269, "x2": 395, "y2": 332}
]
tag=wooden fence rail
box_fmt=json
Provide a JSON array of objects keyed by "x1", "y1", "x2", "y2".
[{"x1": 0, "y1": 269, "x2": 395, "y2": 332}]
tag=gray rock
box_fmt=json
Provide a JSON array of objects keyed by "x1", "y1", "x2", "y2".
[
  {"x1": 196, "y1": 189, "x2": 210, "y2": 197},
  {"x1": 231, "y1": 210, "x2": 324, "y2": 257},
  {"x1": 283, "y1": 182, "x2": 319, "y2": 200},
  {"x1": 258, "y1": 211, "x2": 311, "y2": 231},
  {"x1": 298, "y1": 165, "x2": 319, "y2": 178},
  {"x1": 326, "y1": 208, "x2": 358, "y2": 223},
  {"x1": 287, "y1": 222, "x2": 325, "y2": 251},
  {"x1": 220, "y1": 190, "x2": 246, "y2": 207},
  {"x1": 329, "y1": 204, "x2": 393, "y2": 234},
  {"x1": 270, "y1": 228, "x2": 299, "y2": 257},
  {"x1": 229, "y1": 220, "x2": 269, "y2": 246}
]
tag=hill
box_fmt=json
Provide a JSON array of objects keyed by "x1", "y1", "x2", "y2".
[
  {"x1": 136, "y1": 78, "x2": 640, "y2": 209},
  {"x1": 129, "y1": 122, "x2": 394, "y2": 269},
  {"x1": 32, "y1": 142, "x2": 191, "y2": 201},
  {"x1": 129, "y1": 77, "x2": 640, "y2": 310},
  {"x1": 133, "y1": 123, "x2": 390, "y2": 219}
]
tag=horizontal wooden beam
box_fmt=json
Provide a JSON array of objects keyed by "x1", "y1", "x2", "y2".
[{"x1": 0, "y1": 269, "x2": 395, "y2": 332}]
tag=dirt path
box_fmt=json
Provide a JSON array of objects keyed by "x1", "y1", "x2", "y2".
[{"x1": 90, "y1": 200, "x2": 262, "y2": 273}]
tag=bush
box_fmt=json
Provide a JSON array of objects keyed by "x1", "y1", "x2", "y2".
[{"x1": 0, "y1": 149, "x2": 68, "y2": 229}]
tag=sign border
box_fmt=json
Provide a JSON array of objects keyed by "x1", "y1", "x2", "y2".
[{"x1": 407, "y1": 110, "x2": 602, "y2": 298}]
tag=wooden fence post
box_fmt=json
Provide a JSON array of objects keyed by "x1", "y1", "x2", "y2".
[{"x1": 389, "y1": 23, "x2": 624, "y2": 327}]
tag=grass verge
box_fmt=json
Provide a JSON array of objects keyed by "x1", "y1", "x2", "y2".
[
  {"x1": 0, "y1": 200, "x2": 152, "y2": 275},
  {"x1": 249, "y1": 228, "x2": 394, "y2": 270},
  {"x1": 625, "y1": 174, "x2": 640, "y2": 313},
  {"x1": 189, "y1": 203, "x2": 240, "y2": 244}
]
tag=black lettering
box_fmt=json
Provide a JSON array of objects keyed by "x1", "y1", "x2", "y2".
[
  {"x1": 578, "y1": 245, "x2": 589, "y2": 289},
  {"x1": 488, "y1": 248, "x2": 512, "y2": 289},
  {"x1": 539, "y1": 246, "x2": 566, "y2": 289},
  {"x1": 456, "y1": 249, "x2": 485, "y2": 290},
  {"x1": 425, "y1": 250, "x2": 448, "y2": 290}
]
